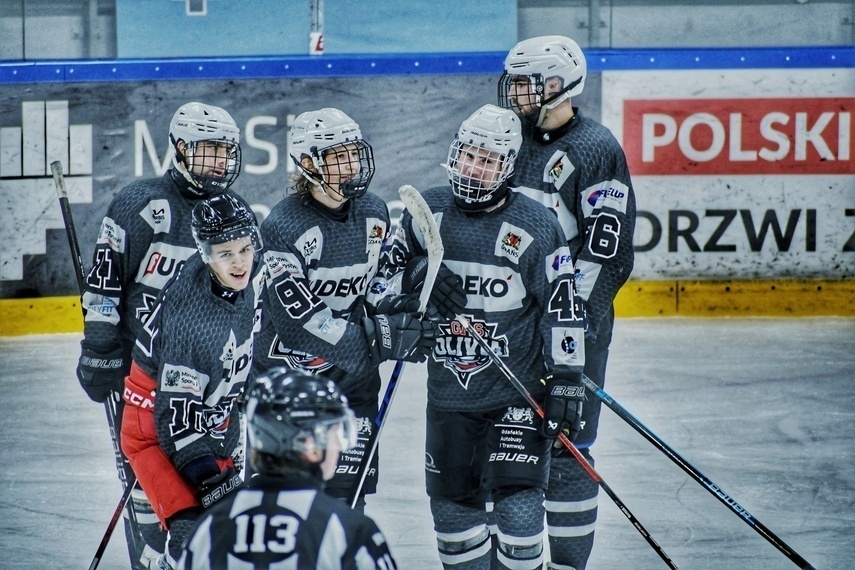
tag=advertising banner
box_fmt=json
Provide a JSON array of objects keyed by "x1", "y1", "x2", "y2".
[{"x1": 602, "y1": 68, "x2": 854, "y2": 280}]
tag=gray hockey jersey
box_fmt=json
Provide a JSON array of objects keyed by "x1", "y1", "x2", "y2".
[
  {"x1": 132, "y1": 253, "x2": 264, "y2": 472},
  {"x1": 381, "y1": 186, "x2": 586, "y2": 412},
  {"x1": 512, "y1": 110, "x2": 636, "y2": 340},
  {"x1": 252, "y1": 192, "x2": 390, "y2": 394}
]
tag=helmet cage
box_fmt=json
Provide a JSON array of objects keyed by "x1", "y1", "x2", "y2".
[
  {"x1": 191, "y1": 195, "x2": 261, "y2": 262},
  {"x1": 309, "y1": 139, "x2": 375, "y2": 199},
  {"x1": 445, "y1": 141, "x2": 516, "y2": 205},
  {"x1": 175, "y1": 138, "x2": 242, "y2": 197},
  {"x1": 169, "y1": 102, "x2": 242, "y2": 196}
]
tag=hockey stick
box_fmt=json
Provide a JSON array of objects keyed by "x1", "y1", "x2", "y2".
[
  {"x1": 348, "y1": 185, "x2": 444, "y2": 508},
  {"x1": 454, "y1": 314, "x2": 679, "y2": 569},
  {"x1": 50, "y1": 161, "x2": 140, "y2": 570},
  {"x1": 580, "y1": 376, "x2": 816, "y2": 569}
]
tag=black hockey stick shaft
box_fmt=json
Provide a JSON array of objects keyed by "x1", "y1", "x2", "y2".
[
  {"x1": 456, "y1": 315, "x2": 679, "y2": 569},
  {"x1": 580, "y1": 376, "x2": 816, "y2": 569},
  {"x1": 348, "y1": 185, "x2": 445, "y2": 508},
  {"x1": 50, "y1": 161, "x2": 139, "y2": 569},
  {"x1": 348, "y1": 359, "x2": 405, "y2": 509}
]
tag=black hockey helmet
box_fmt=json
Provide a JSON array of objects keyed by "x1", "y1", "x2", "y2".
[
  {"x1": 246, "y1": 367, "x2": 356, "y2": 463},
  {"x1": 191, "y1": 194, "x2": 262, "y2": 262}
]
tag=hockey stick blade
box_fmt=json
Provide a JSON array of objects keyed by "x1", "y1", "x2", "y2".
[
  {"x1": 398, "y1": 185, "x2": 444, "y2": 314},
  {"x1": 455, "y1": 313, "x2": 679, "y2": 569},
  {"x1": 348, "y1": 185, "x2": 446, "y2": 508},
  {"x1": 580, "y1": 376, "x2": 816, "y2": 569}
]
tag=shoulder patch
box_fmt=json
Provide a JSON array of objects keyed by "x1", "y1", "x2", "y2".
[
  {"x1": 494, "y1": 222, "x2": 533, "y2": 264},
  {"x1": 543, "y1": 150, "x2": 574, "y2": 189},
  {"x1": 140, "y1": 199, "x2": 171, "y2": 233}
]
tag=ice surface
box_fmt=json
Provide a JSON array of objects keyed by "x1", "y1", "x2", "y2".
[{"x1": 1, "y1": 317, "x2": 852, "y2": 569}]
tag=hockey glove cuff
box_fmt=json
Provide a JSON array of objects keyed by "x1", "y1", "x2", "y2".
[
  {"x1": 77, "y1": 341, "x2": 129, "y2": 403},
  {"x1": 363, "y1": 312, "x2": 438, "y2": 365},
  {"x1": 540, "y1": 373, "x2": 585, "y2": 441},
  {"x1": 403, "y1": 256, "x2": 466, "y2": 321}
]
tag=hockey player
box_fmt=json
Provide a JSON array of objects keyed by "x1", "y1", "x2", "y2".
[
  {"x1": 499, "y1": 36, "x2": 636, "y2": 570},
  {"x1": 121, "y1": 193, "x2": 265, "y2": 569},
  {"x1": 177, "y1": 367, "x2": 399, "y2": 569},
  {"x1": 380, "y1": 104, "x2": 587, "y2": 569},
  {"x1": 252, "y1": 107, "x2": 438, "y2": 508},
  {"x1": 76, "y1": 101, "x2": 244, "y2": 568}
]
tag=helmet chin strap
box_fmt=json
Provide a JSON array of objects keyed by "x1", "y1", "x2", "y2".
[{"x1": 535, "y1": 90, "x2": 572, "y2": 128}]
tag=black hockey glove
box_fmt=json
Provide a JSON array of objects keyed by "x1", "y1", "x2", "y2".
[
  {"x1": 402, "y1": 256, "x2": 466, "y2": 321},
  {"x1": 363, "y1": 312, "x2": 438, "y2": 365},
  {"x1": 77, "y1": 341, "x2": 129, "y2": 403},
  {"x1": 540, "y1": 373, "x2": 585, "y2": 441},
  {"x1": 196, "y1": 467, "x2": 243, "y2": 509}
]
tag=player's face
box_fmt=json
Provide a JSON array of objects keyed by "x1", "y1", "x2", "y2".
[
  {"x1": 457, "y1": 145, "x2": 504, "y2": 190},
  {"x1": 319, "y1": 423, "x2": 345, "y2": 481},
  {"x1": 207, "y1": 236, "x2": 255, "y2": 291},
  {"x1": 507, "y1": 74, "x2": 539, "y2": 116},
  {"x1": 320, "y1": 142, "x2": 361, "y2": 195},
  {"x1": 187, "y1": 140, "x2": 235, "y2": 179}
]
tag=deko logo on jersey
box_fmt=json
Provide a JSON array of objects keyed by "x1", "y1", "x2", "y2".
[{"x1": 433, "y1": 316, "x2": 509, "y2": 389}]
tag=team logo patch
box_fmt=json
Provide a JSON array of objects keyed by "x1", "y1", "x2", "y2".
[
  {"x1": 268, "y1": 336, "x2": 334, "y2": 373},
  {"x1": 432, "y1": 316, "x2": 509, "y2": 390},
  {"x1": 494, "y1": 222, "x2": 532, "y2": 264},
  {"x1": 303, "y1": 237, "x2": 318, "y2": 258},
  {"x1": 544, "y1": 150, "x2": 573, "y2": 189},
  {"x1": 561, "y1": 334, "x2": 579, "y2": 355},
  {"x1": 551, "y1": 327, "x2": 585, "y2": 365},
  {"x1": 141, "y1": 199, "x2": 171, "y2": 233}
]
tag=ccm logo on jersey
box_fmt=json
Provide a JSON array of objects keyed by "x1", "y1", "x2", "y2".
[{"x1": 489, "y1": 452, "x2": 540, "y2": 464}]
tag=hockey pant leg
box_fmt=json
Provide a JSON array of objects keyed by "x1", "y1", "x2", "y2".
[
  {"x1": 110, "y1": 372, "x2": 168, "y2": 568},
  {"x1": 545, "y1": 449, "x2": 599, "y2": 570},
  {"x1": 431, "y1": 497, "x2": 492, "y2": 570},
  {"x1": 490, "y1": 487, "x2": 546, "y2": 570}
]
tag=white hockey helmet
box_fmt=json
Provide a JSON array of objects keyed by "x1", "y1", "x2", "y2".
[
  {"x1": 169, "y1": 102, "x2": 241, "y2": 197},
  {"x1": 444, "y1": 104, "x2": 522, "y2": 207},
  {"x1": 498, "y1": 35, "x2": 586, "y2": 126},
  {"x1": 289, "y1": 108, "x2": 375, "y2": 199}
]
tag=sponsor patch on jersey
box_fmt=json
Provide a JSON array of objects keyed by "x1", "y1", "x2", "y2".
[
  {"x1": 582, "y1": 179, "x2": 629, "y2": 217},
  {"x1": 551, "y1": 327, "x2": 586, "y2": 366},
  {"x1": 546, "y1": 245, "x2": 575, "y2": 282},
  {"x1": 298, "y1": 226, "x2": 323, "y2": 263},
  {"x1": 365, "y1": 217, "x2": 386, "y2": 252},
  {"x1": 96, "y1": 216, "x2": 126, "y2": 252},
  {"x1": 309, "y1": 261, "x2": 376, "y2": 312},
  {"x1": 494, "y1": 222, "x2": 533, "y2": 264},
  {"x1": 264, "y1": 250, "x2": 303, "y2": 279},
  {"x1": 141, "y1": 199, "x2": 171, "y2": 234},
  {"x1": 160, "y1": 363, "x2": 204, "y2": 395},
  {"x1": 433, "y1": 315, "x2": 509, "y2": 390},
  {"x1": 444, "y1": 260, "x2": 526, "y2": 313},
  {"x1": 134, "y1": 242, "x2": 196, "y2": 289},
  {"x1": 501, "y1": 407, "x2": 535, "y2": 425},
  {"x1": 543, "y1": 150, "x2": 574, "y2": 190}
]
